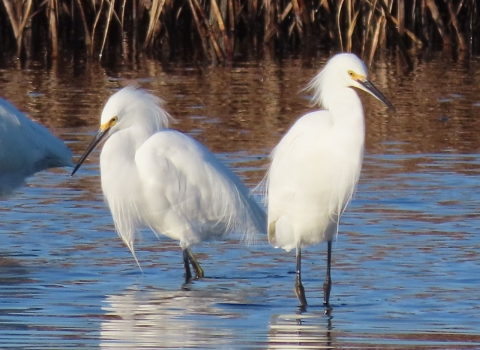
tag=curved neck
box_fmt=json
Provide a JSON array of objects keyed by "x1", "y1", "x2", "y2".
[
  {"x1": 322, "y1": 87, "x2": 364, "y2": 123},
  {"x1": 323, "y1": 87, "x2": 366, "y2": 149},
  {"x1": 125, "y1": 124, "x2": 157, "y2": 152}
]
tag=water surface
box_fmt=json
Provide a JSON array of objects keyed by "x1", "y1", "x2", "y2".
[{"x1": 1, "y1": 52, "x2": 480, "y2": 348}]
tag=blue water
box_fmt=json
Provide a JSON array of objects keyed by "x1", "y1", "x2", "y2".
[
  {"x1": 1, "y1": 55, "x2": 480, "y2": 348},
  {"x1": 1, "y1": 149, "x2": 479, "y2": 349}
]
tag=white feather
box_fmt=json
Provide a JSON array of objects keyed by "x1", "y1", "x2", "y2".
[{"x1": 0, "y1": 97, "x2": 72, "y2": 197}]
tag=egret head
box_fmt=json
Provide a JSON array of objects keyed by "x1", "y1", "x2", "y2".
[
  {"x1": 307, "y1": 53, "x2": 395, "y2": 111},
  {"x1": 71, "y1": 86, "x2": 172, "y2": 176},
  {"x1": 100, "y1": 86, "x2": 172, "y2": 134}
]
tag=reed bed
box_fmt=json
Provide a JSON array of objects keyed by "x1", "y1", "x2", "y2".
[{"x1": 0, "y1": 0, "x2": 478, "y2": 65}]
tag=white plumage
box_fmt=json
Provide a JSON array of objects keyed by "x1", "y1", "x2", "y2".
[
  {"x1": 267, "y1": 110, "x2": 363, "y2": 250},
  {"x1": 265, "y1": 53, "x2": 394, "y2": 308},
  {"x1": 72, "y1": 86, "x2": 265, "y2": 281},
  {"x1": 0, "y1": 97, "x2": 72, "y2": 197}
]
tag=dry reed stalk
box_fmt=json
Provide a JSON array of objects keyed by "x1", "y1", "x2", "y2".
[
  {"x1": 347, "y1": 8, "x2": 360, "y2": 53},
  {"x1": 264, "y1": 2, "x2": 292, "y2": 42},
  {"x1": 446, "y1": 0, "x2": 467, "y2": 51},
  {"x1": 188, "y1": 0, "x2": 212, "y2": 60},
  {"x1": 92, "y1": 0, "x2": 106, "y2": 55},
  {"x1": 410, "y1": 0, "x2": 416, "y2": 27},
  {"x1": 376, "y1": 0, "x2": 413, "y2": 69},
  {"x1": 287, "y1": 18, "x2": 295, "y2": 38},
  {"x1": 420, "y1": 0, "x2": 428, "y2": 42},
  {"x1": 228, "y1": 0, "x2": 234, "y2": 34},
  {"x1": 292, "y1": 0, "x2": 311, "y2": 37},
  {"x1": 397, "y1": 0, "x2": 404, "y2": 35},
  {"x1": 211, "y1": 0, "x2": 226, "y2": 33},
  {"x1": 48, "y1": 0, "x2": 59, "y2": 58},
  {"x1": 263, "y1": 0, "x2": 272, "y2": 40},
  {"x1": 387, "y1": 12, "x2": 423, "y2": 46},
  {"x1": 319, "y1": 0, "x2": 335, "y2": 45},
  {"x1": 2, "y1": 0, "x2": 33, "y2": 56},
  {"x1": 192, "y1": 0, "x2": 225, "y2": 60},
  {"x1": 99, "y1": 0, "x2": 116, "y2": 58},
  {"x1": 211, "y1": 0, "x2": 232, "y2": 56},
  {"x1": 75, "y1": 0, "x2": 93, "y2": 54},
  {"x1": 291, "y1": 0, "x2": 302, "y2": 37},
  {"x1": 120, "y1": 0, "x2": 126, "y2": 26},
  {"x1": 219, "y1": 0, "x2": 228, "y2": 23},
  {"x1": 2, "y1": 1, "x2": 21, "y2": 39},
  {"x1": 425, "y1": 0, "x2": 451, "y2": 46},
  {"x1": 368, "y1": 15, "x2": 383, "y2": 66},
  {"x1": 263, "y1": 1, "x2": 282, "y2": 43},
  {"x1": 379, "y1": 0, "x2": 391, "y2": 50},
  {"x1": 346, "y1": 0, "x2": 352, "y2": 52},
  {"x1": 362, "y1": 0, "x2": 378, "y2": 57},
  {"x1": 283, "y1": 3, "x2": 293, "y2": 21},
  {"x1": 18, "y1": 0, "x2": 32, "y2": 44},
  {"x1": 336, "y1": 0, "x2": 345, "y2": 50},
  {"x1": 1, "y1": 0, "x2": 479, "y2": 62},
  {"x1": 145, "y1": 0, "x2": 166, "y2": 48},
  {"x1": 467, "y1": 1, "x2": 477, "y2": 46}
]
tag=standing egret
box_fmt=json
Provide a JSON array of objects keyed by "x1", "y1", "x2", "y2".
[
  {"x1": 0, "y1": 97, "x2": 72, "y2": 197},
  {"x1": 71, "y1": 86, "x2": 265, "y2": 282},
  {"x1": 265, "y1": 53, "x2": 394, "y2": 308}
]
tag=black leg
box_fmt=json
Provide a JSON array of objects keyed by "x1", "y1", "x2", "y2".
[
  {"x1": 294, "y1": 247, "x2": 308, "y2": 308},
  {"x1": 187, "y1": 248, "x2": 204, "y2": 279},
  {"x1": 323, "y1": 241, "x2": 332, "y2": 306},
  {"x1": 183, "y1": 249, "x2": 193, "y2": 283}
]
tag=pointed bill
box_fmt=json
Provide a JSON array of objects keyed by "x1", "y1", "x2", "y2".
[
  {"x1": 71, "y1": 128, "x2": 109, "y2": 176},
  {"x1": 358, "y1": 79, "x2": 395, "y2": 111}
]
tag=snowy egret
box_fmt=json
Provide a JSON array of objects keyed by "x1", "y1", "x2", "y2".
[
  {"x1": 265, "y1": 53, "x2": 394, "y2": 308},
  {"x1": 0, "y1": 97, "x2": 72, "y2": 197},
  {"x1": 71, "y1": 86, "x2": 265, "y2": 282}
]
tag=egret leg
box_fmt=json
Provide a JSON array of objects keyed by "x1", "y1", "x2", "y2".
[
  {"x1": 294, "y1": 247, "x2": 308, "y2": 308},
  {"x1": 323, "y1": 241, "x2": 332, "y2": 306},
  {"x1": 183, "y1": 249, "x2": 193, "y2": 283},
  {"x1": 187, "y1": 248, "x2": 204, "y2": 279}
]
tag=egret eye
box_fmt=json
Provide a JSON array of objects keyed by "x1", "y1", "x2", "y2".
[{"x1": 348, "y1": 70, "x2": 355, "y2": 77}]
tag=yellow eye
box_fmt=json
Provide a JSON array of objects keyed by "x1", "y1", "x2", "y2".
[
  {"x1": 348, "y1": 70, "x2": 355, "y2": 77},
  {"x1": 112, "y1": 116, "x2": 118, "y2": 123}
]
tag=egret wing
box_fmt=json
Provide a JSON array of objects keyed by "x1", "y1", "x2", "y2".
[
  {"x1": 267, "y1": 110, "x2": 362, "y2": 249},
  {"x1": 135, "y1": 130, "x2": 265, "y2": 247}
]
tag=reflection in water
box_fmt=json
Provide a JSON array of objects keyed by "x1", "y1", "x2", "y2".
[
  {"x1": 268, "y1": 313, "x2": 333, "y2": 349},
  {"x1": 101, "y1": 287, "x2": 249, "y2": 349},
  {"x1": 0, "y1": 257, "x2": 32, "y2": 286},
  {"x1": 100, "y1": 286, "x2": 337, "y2": 349}
]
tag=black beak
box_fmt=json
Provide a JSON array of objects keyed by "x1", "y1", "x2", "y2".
[
  {"x1": 359, "y1": 80, "x2": 395, "y2": 112},
  {"x1": 71, "y1": 128, "x2": 109, "y2": 176}
]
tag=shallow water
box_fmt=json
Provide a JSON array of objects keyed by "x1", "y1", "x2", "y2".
[{"x1": 1, "y1": 52, "x2": 480, "y2": 349}]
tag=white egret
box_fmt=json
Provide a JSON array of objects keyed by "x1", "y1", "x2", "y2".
[
  {"x1": 71, "y1": 86, "x2": 265, "y2": 282},
  {"x1": 0, "y1": 97, "x2": 72, "y2": 197},
  {"x1": 265, "y1": 53, "x2": 394, "y2": 308}
]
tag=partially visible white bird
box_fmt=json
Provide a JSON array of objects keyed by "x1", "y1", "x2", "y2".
[
  {"x1": 71, "y1": 86, "x2": 265, "y2": 282},
  {"x1": 265, "y1": 53, "x2": 394, "y2": 308},
  {"x1": 0, "y1": 97, "x2": 73, "y2": 197}
]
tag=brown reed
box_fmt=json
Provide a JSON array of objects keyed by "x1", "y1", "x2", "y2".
[{"x1": 0, "y1": 0, "x2": 478, "y2": 64}]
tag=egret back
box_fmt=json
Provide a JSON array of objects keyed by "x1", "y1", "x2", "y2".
[{"x1": 0, "y1": 97, "x2": 73, "y2": 196}]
